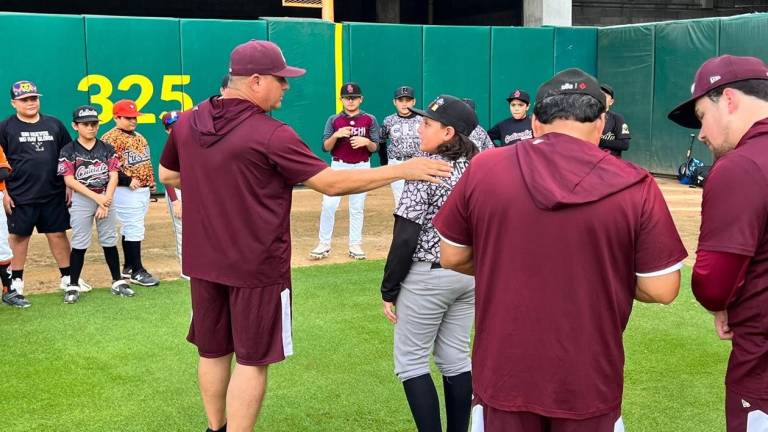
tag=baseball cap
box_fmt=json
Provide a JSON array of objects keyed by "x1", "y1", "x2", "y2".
[
  {"x1": 535, "y1": 68, "x2": 606, "y2": 108},
  {"x1": 394, "y1": 86, "x2": 414, "y2": 99},
  {"x1": 411, "y1": 95, "x2": 479, "y2": 137},
  {"x1": 506, "y1": 89, "x2": 530, "y2": 105},
  {"x1": 600, "y1": 83, "x2": 615, "y2": 98},
  {"x1": 113, "y1": 99, "x2": 142, "y2": 118},
  {"x1": 668, "y1": 55, "x2": 768, "y2": 129},
  {"x1": 341, "y1": 82, "x2": 362, "y2": 97},
  {"x1": 72, "y1": 105, "x2": 100, "y2": 123},
  {"x1": 10, "y1": 80, "x2": 42, "y2": 100},
  {"x1": 229, "y1": 40, "x2": 306, "y2": 78},
  {"x1": 161, "y1": 110, "x2": 180, "y2": 128}
]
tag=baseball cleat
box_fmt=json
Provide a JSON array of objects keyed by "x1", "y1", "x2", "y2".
[
  {"x1": 2, "y1": 289, "x2": 31, "y2": 308},
  {"x1": 63, "y1": 289, "x2": 80, "y2": 304},
  {"x1": 111, "y1": 280, "x2": 136, "y2": 297},
  {"x1": 309, "y1": 243, "x2": 331, "y2": 260},
  {"x1": 348, "y1": 245, "x2": 366, "y2": 260},
  {"x1": 130, "y1": 269, "x2": 159, "y2": 287}
]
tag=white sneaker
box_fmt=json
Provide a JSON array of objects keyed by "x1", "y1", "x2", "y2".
[
  {"x1": 60, "y1": 276, "x2": 92, "y2": 292},
  {"x1": 309, "y1": 242, "x2": 331, "y2": 260},
  {"x1": 10, "y1": 278, "x2": 24, "y2": 295},
  {"x1": 348, "y1": 245, "x2": 366, "y2": 260}
]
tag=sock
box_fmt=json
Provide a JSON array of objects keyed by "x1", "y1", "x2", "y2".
[
  {"x1": 443, "y1": 372, "x2": 472, "y2": 432},
  {"x1": 11, "y1": 269, "x2": 23, "y2": 281},
  {"x1": 206, "y1": 424, "x2": 226, "y2": 432},
  {"x1": 103, "y1": 246, "x2": 122, "y2": 281},
  {"x1": 135, "y1": 240, "x2": 144, "y2": 271},
  {"x1": 124, "y1": 241, "x2": 142, "y2": 273},
  {"x1": 59, "y1": 266, "x2": 70, "y2": 277},
  {"x1": 403, "y1": 374, "x2": 442, "y2": 432},
  {"x1": 121, "y1": 236, "x2": 131, "y2": 270},
  {"x1": 69, "y1": 249, "x2": 87, "y2": 288},
  {"x1": 0, "y1": 263, "x2": 11, "y2": 288}
]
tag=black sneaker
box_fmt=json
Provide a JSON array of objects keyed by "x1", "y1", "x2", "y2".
[
  {"x1": 2, "y1": 290, "x2": 31, "y2": 308},
  {"x1": 130, "y1": 269, "x2": 159, "y2": 287},
  {"x1": 64, "y1": 289, "x2": 79, "y2": 304},
  {"x1": 121, "y1": 266, "x2": 133, "y2": 279},
  {"x1": 111, "y1": 280, "x2": 135, "y2": 297}
]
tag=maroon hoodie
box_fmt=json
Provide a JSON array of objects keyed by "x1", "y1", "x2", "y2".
[
  {"x1": 160, "y1": 97, "x2": 328, "y2": 288},
  {"x1": 433, "y1": 132, "x2": 687, "y2": 418}
]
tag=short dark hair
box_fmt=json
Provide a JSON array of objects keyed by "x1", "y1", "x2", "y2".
[
  {"x1": 533, "y1": 94, "x2": 605, "y2": 124},
  {"x1": 221, "y1": 74, "x2": 230, "y2": 90},
  {"x1": 437, "y1": 132, "x2": 478, "y2": 161},
  {"x1": 706, "y1": 79, "x2": 768, "y2": 103}
]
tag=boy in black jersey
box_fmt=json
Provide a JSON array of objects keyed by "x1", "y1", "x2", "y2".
[
  {"x1": 57, "y1": 106, "x2": 133, "y2": 304},
  {"x1": 488, "y1": 89, "x2": 534, "y2": 147}
]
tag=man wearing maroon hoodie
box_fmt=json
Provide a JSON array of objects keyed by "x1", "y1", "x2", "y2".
[
  {"x1": 433, "y1": 68, "x2": 688, "y2": 431},
  {"x1": 158, "y1": 40, "x2": 451, "y2": 432},
  {"x1": 669, "y1": 55, "x2": 768, "y2": 432}
]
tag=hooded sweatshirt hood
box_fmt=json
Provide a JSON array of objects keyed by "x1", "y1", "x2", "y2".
[
  {"x1": 191, "y1": 96, "x2": 263, "y2": 148},
  {"x1": 516, "y1": 132, "x2": 648, "y2": 209}
]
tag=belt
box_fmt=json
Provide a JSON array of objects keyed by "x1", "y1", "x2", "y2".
[{"x1": 430, "y1": 262, "x2": 442, "y2": 269}]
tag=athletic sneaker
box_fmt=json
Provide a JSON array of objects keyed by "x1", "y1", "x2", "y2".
[
  {"x1": 2, "y1": 289, "x2": 30, "y2": 308},
  {"x1": 111, "y1": 280, "x2": 135, "y2": 297},
  {"x1": 59, "y1": 276, "x2": 93, "y2": 292},
  {"x1": 348, "y1": 245, "x2": 366, "y2": 260},
  {"x1": 130, "y1": 269, "x2": 159, "y2": 287},
  {"x1": 121, "y1": 266, "x2": 132, "y2": 279},
  {"x1": 10, "y1": 278, "x2": 23, "y2": 295},
  {"x1": 309, "y1": 242, "x2": 331, "y2": 260},
  {"x1": 63, "y1": 289, "x2": 79, "y2": 304}
]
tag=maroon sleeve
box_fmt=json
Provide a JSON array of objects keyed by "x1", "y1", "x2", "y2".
[
  {"x1": 698, "y1": 154, "x2": 768, "y2": 256},
  {"x1": 165, "y1": 186, "x2": 178, "y2": 202},
  {"x1": 433, "y1": 165, "x2": 473, "y2": 246},
  {"x1": 267, "y1": 125, "x2": 328, "y2": 185},
  {"x1": 159, "y1": 129, "x2": 180, "y2": 172},
  {"x1": 692, "y1": 250, "x2": 750, "y2": 311},
  {"x1": 634, "y1": 177, "x2": 688, "y2": 273}
]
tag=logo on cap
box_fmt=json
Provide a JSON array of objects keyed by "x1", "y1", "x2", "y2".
[
  {"x1": 514, "y1": 90, "x2": 521, "y2": 98},
  {"x1": 347, "y1": 84, "x2": 354, "y2": 94},
  {"x1": 78, "y1": 108, "x2": 98, "y2": 117},
  {"x1": 430, "y1": 98, "x2": 445, "y2": 111},
  {"x1": 19, "y1": 82, "x2": 34, "y2": 92},
  {"x1": 578, "y1": 82, "x2": 587, "y2": 90},
  {"x1": 709, "y1": 75, "x2": 722, "y2": 84},
  {"x1": 560, "y1": 83, "x2": 575, "y2": 90}
]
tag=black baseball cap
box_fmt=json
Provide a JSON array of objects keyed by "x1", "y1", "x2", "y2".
[
  {"x1": 72, "y1": 105, "x2": 99, "y2": 123},
  {"x1": 668, "y1": 55, "x2": 768, "y2": 129},
  {"x1": 506, "y1": 89, "x2": 530, "y2": 105},
  {"x1": 600, "y1": 83, "x2": 615, "y2": 98},
  {"x1": 394, "y1": 86, "x2": 414, "y2": 99},
  {"x1": 411, "y1": 95, "x2": 479, "y2": 137},
  {"x1": 535, "y1": 68, "x2": 606, "y2": 108},
  {"x1": 341, "y1": 82, "x2": 362, "y2": 97}
]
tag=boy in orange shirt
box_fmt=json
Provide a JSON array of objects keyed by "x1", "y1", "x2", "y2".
[{"x1": 0, "y1": 146, "x2": 25, "y2": 307}]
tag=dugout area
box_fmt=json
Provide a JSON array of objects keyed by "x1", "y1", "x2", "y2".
[{"x1": 0, "y1": 12, "x2": 767, "y2": 183}]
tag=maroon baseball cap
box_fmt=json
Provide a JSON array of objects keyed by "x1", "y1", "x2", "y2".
[
  {"x1": 668, "y1": 55, "x2": 768, "y2": 129},
  {"x1": 228, "y1": 40, "x2": 306, "y2": 78}
]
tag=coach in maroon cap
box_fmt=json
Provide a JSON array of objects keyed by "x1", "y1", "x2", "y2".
[
  {"x1": 158, "y1": 39, "x2": 451, "y2": 432},
  {"x1": 669, "y1": 55, "x2": 768, "y2": 432},
  {"x1": 433, "y1": 68, "x2": 687, "y2": 431}
]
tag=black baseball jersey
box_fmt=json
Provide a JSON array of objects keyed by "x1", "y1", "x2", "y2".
[
  {"x1": 600, "y1": 111, "x2": 631, "y2": 157},
  {"x1": 0, "y1": 114, "x2": 71, "y2": 204},
  {"x1": 58, "y1": 139, "x2": 120, "y2": 193},
  {"x1": 488, "y1": 116, "x2": 533, "y2": 147}
]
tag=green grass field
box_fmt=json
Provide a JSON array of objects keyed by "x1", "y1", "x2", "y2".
[{"x1": 0, "y1": 262, "x2": 728, "y2": 431}]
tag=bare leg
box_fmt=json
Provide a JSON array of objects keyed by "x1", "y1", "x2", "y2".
[
  {"x1": 9, "y1": 234, "x2": 30, "y2": 271},
  {"x1": 226, "y1": 363, "x2": 268, "y2": 432},
  {"x1": 45, "y1": 232, "x2": 71, "y2": 268},
  {"x1": 199, "y1": 355, "x2": 233, "y2": 430}
]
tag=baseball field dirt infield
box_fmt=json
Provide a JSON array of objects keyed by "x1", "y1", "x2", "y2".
[{"x1": 17, "y1": 177, "x2": 701, "y2": 295}]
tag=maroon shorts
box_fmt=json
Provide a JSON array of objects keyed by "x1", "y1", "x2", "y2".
[
  {"x1": 472, "y1": 399, "x2": 623, "y2": 432},
  {"x1": 726, "y1": 389, "x2": 768, "y2": 432},
  {"x1": 187, "y1": 278, "x2": 293, "y2": 366}
]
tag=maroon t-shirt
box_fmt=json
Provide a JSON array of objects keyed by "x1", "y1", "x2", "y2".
[
  {"x1": 697, "y1": 118, "x2": 768, "y2": 400},
  {"x1": 433, "y1": 132, "x2": 687, "y2": 419},
  {"x1": 160, "y1": 97, "x2": 328, "y2": 288},
  {"x1": 323, "y1": 111, "x2": 380, "y2": 164}
]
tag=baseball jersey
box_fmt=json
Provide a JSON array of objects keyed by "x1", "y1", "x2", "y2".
[
  {"x1": 57, "y1": 139, "x2": 120, "y2": 193},
  {"x1": 160, "y1": 97, "x2": 328, "y2": 288},
  {"x1": 380, "y1": 112, "x2": 422, "y2": 161},
  {"x1": 323, "y1": 111, "x2": 380, "y2": 164},
  {"x1": 0, "y1": 114, "x2": 71, "y2": 204},
  {"x1": 395, "y1": 156, "x2": 470, "y2": 263},
  {"x1": 488, "y1": 116, "x2": 533, "y2": 147},
  {"x1": 469, "y1": 125, "x2": 494, "y2": 152},
  {"x1": 101, "y1": 128, "x2": 155, "y2": 187},
  {"x1": 600, "y1": 111, "x2": 631, "y2": 157},
  {"x1": 433, "y1": 133, "x2": 687, "y2": 418},
  {"x1": 696, "y1": 118, "x2": 768, "y2": 400}
]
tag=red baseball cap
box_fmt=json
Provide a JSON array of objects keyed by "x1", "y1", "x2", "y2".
[
  {"x1": 229, "y1": 40, "x2": 306, "y2": 78},
  {"x1": 668, "y1": 55, "x2": 768, "y2": 129},
  {"x1": 113, "y1": 99, "x2": 142, "y2": 117}
]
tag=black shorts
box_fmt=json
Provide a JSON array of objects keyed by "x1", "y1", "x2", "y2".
[{"x1": 8, "y1": 196, "x2": 71, "y2": 236}]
